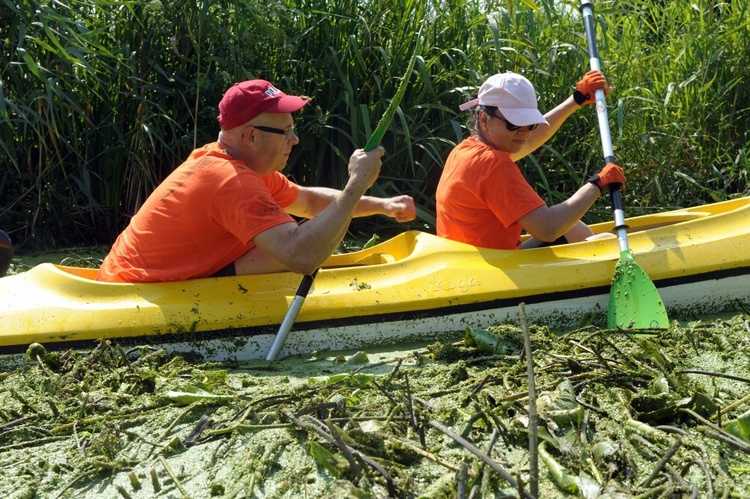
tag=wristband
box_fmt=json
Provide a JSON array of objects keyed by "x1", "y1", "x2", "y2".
[
  {"x1": 586, "y1": 174, "x2": 604, "y2": 193},
  {"x1": 573, "y1": 90, "x2": 588, "y2": 106}
]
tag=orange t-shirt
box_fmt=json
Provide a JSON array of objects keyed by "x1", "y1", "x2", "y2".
[
  {"x1": 436, "y1": 137, "x2": 545, "y2": 249},
  {"x1": 97, "y1": 143, "x2": 298, "y2": 282}
]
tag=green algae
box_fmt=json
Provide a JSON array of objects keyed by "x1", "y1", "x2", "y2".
[{"x1": 1, "y1": 315, "x2": 750, "y2": 498}]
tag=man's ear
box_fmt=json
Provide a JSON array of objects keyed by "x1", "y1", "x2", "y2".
[{"x1": 243, "y1": 126, "x2": 255, "y2": 142}]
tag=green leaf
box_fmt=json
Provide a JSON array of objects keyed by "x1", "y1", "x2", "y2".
[{"x1": 309, "y1": 441, "x2": 341, "y2": 477}]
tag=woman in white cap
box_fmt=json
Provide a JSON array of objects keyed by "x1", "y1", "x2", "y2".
[{"x1": 436, "y1": 71, "x2": 625, "y2": 249}]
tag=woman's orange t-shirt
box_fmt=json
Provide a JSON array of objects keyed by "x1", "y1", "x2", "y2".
[{"x1": 436, "y1": 137, "x2": 545, "y2": 249}]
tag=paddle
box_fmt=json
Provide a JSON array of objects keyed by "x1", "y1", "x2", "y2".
[
  {"x1": 265, "y1": 34, "x2": 422, "y2": 361},
  {"x1": 0, "y1": 230, "x2": 12, "y2": 278},
  {"x1": 579, "y1": 0, "x2": 669, "y2": 329}
]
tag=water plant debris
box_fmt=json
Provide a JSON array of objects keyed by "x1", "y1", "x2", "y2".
[{"x1": 1, "y1": 314, "x2": 750, "y2": 497}]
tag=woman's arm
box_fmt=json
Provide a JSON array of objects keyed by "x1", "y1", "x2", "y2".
[{"x1": 510, "y1": 95, "x2": 582, "y2": 162}]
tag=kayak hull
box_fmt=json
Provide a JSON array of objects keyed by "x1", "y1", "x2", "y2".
[{"x1": 2, "y1": 198, "x2": 749, "y2": 361}]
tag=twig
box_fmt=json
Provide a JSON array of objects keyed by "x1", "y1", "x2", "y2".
[
  {"x1": 680, "y1": 459, "x2": 713, "y2": 498},
  {"x1": 0, "y1": 415, "x2": 37, "y2": 431},
  {"x1": 640, "y1": 438, "x2": 682, "y2": 487},
  {"x1": 115, "y1": 344, "x2": 131, "y2": 367},
  {"x1": 700, "y1": 427, "x2": 750, "y2": 454},
  {"x1": 519, "y1": 303, "x2": 538, "y2": 499},
  {"x1": 158, "y1": 402, "x2": 199, "y2": 442},
  {"x1": 568, "y1": 339, "x2": 619, "y2": 375},
  {"x1": 428, "y1": 420, "x2": 535, "y2": 499},
  {"x1": 718, "y1": 392, "x2": 750, "y2": 419},
  {"x1": 680, "y1": 369, "x2": 750, "y2": 384},
  {"x1": 403, "y1": 373, "x2": 425, "y2": 447},
  {"x1": 457, "y1": 460, "x2": 469, "y2": 498},
  {"x1": 654, "y1": 425, "x2": 689, "y2": 436},
  {"x1": 159, "y1": 455, "x2": 189, "y2": 498},
  {"x1": 467, "y1": 429, "x2": 501, "y2": 499},
  {"x1": 285, "y1": 411, "x2": 397, "y2": 496},
  {"x1": 574, "y1": 395, "x2": 609, "y2": 416},
  {"x1": 182, "y1": 414, "x2": 213, "y2": 446},
  {"x1": 681, "y1": 408, "x2": 750, "y2": 454},
  {"x1": 150, "y1": 468, "x2": 161, "y2": 492},
  {"x1": 206, "y1": 422, "x2": 293, "y2": 436},
  {"x1": 325, "y1": 419, "x2": 363, "y2": 480},
  {"x1": 115, "y1": 485, "x2": 133, "y2": 499},
  {"x1": 370, "y1": 379, "x2": 398, "y2": 406},
  {"x1": 387, "y1": 435, "x2": 463, "y2": 473},
  {"x1": 52, "y1": 465, "x2": 98, "y2": 499},
  {"x1": 388, "y1": 357, "x2": 403, "y2": 380},
  {"x1": 491, "y1": 372, "x2": 597, "y2": 405},
  {"x1": 222, "y1": 472, "x2": 257, "y2": 499}
]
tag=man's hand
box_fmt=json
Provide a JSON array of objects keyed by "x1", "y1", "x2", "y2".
[
  {"x1": 588, "y1": 162, "x2": 626, "y2": 193},
  {"x1": 347, "y1": 147, "x2": 384, "y2": 193},
  {"x1": 383, "y1": 195, "x2": 417, "y2": 222},
  {"x1": 574, "y1": 70, "x2": 611, "y2": 106}
]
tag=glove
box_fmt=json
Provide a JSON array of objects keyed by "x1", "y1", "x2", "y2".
[
  {"x1": 588, "y1": 163, "x2": 626, "y2": 193},
  {"x1": 574, "y1": 70, "x2": 609, "y2": 105}
]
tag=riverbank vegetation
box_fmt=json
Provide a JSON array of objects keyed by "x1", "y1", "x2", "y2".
[{"x1": 2, "y1": 0, "x2": 749, "y2": 251}]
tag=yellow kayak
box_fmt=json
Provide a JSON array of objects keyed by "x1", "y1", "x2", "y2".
[{"x1": 1, "y1": 197, "x2": 749, "y2": 361}]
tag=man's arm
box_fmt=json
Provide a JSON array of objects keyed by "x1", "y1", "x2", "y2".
[
  {"x1": 237, "y1": 148, "x2": 383, "y2": 276},
  {"x1": 288, "y1": 186, "x2": 417, "y2": 222}
]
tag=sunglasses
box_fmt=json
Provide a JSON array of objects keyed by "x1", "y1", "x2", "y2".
[
  {"x1": 487, "y1": 111, "x2": 539, "y2": 132},
  {"x1": 252, "y1": 124, "x2": 297, "y2": 139}
]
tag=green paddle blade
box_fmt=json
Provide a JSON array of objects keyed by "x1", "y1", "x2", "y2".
[{"x1": 608, "y1": 251, "x2": 669, "y2": 329}]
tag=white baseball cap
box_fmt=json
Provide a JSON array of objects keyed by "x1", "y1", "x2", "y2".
[{"x1": 459, "y1": 71, "x2": 549, "y2": 127}]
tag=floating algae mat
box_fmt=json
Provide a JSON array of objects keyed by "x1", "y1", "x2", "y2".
[{"x1": 2, "y1": 315, "x2": 750, "y2": 497}]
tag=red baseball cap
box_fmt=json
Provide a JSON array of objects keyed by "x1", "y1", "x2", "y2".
[{"x1": 217, "y1": 80, "x2": 310, "y2": 130}]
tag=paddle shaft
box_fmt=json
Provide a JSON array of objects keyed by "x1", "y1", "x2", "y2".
[
  {"x1": 580, "y1": 0, "x2": 669, "y2": 329},
  {"x1": 265, "y1": 124, "x2": 388, "y2": 361},
  {"x1": 266, "y1": 269, "x2": 318, "y2": 360},
  {"x1": 265, "y1": 32, "x2": 422, "y2": 361},
  {"x1": 580, "y1": 0, "x2": 629, "y2": 254}
]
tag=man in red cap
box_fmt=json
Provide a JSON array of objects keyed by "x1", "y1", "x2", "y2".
[{"x1": 97, "y1": 80, "x2": 415, "y2": 282}]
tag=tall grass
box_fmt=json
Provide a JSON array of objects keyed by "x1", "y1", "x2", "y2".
[{"x1": 1, "y1": 0, "x2": 748, "y2": 250}]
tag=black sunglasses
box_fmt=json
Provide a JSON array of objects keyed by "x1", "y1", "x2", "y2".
[
  {"x1": 252, "y1": 124, "x2": 297, "y2": 139},
  {"x1": 486, "y1": 110, "x2": 539, "y2": 132}
]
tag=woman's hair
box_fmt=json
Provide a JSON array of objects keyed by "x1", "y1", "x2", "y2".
[{"x1": 467, "y1": 105, "x2": 498, "y2": 135}]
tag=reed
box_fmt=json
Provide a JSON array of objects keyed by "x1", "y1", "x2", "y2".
[{"x1": 1, "y1": 0, "x2": 748, "y2": 249}]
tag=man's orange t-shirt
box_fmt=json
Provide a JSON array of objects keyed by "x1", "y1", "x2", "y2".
[
  {"x1": 436, "y1": 137, "x2": 545, "y2": 249},
  {"x1": 97, "y1": 143, "x2": 298, "y2": 282}
]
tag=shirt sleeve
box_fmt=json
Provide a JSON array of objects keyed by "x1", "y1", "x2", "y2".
[
  {"x1": 211, "y1": 169, "x2": 297, "y2": 245},
  {"x1": 263, "y1": 172, "x2": 300, "y2": 208}
]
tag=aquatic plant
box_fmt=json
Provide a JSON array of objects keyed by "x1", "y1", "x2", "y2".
[{"x1": 2, "y1": 314, "x2": 750, "y2": 497}]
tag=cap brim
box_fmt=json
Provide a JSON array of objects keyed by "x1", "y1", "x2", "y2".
[
  {"x1": 264, "y1": 95, "x2": 310, "y2": 114},
  {"x1": 500, "y1": 108, "x2": 549, "y2": 127},
  {"x1": 459, "y1": 98, "x2": 479, "y2": 112}
]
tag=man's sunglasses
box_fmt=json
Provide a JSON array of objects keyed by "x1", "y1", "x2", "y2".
[
  {"x1": 486, "y1": 110, "x2": 539, "y2": 132},
  {"x1": 252, "y1": 125, "x2": 297, "y2": 139}
]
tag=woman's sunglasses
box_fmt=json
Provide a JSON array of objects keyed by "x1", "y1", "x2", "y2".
[{"x1": 486, "y1": 110, "x2": 539, "y2": 132}]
